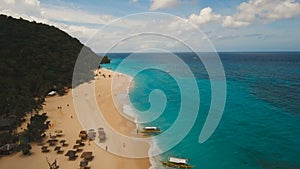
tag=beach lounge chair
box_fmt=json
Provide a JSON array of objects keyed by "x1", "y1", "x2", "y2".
[
  {"x1": 98, "y1": 130, "x2": 106, "y2": 142},
  {"x1": 87, "y1": 133, "x2": 96, "y2": 140}
]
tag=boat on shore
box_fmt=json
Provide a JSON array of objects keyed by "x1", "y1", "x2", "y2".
[
  {"x1": 139, "y1": 126, "x2": 161, "y2": 134},
  {"x1": 161, "y1": 156, "x2": 193, "y2": 168}
]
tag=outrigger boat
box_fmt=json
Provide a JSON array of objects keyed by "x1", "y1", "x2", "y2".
[
  {"x1": 139, "y1": 126, "x2": 161, "y2": 133},
  {"x1": 161, "y1": 156, "x2": 193, "y2": 168}
]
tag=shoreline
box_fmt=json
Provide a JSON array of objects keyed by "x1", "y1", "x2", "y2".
[
  {"x1": 0, "y1": 68, "x2": 151, "y2": 169},
  {"x1": 93, "y1": 68, "x2": 152, "y2": 158},
  {"x1": 102, "y1": 69, "x2": 160, "y2": 169}
]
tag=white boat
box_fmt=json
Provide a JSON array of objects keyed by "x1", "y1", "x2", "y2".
[
  {"x1": 161, "y1": 156, "x2": 193, "y2": 168},
  {"x1": 139, "y1": 126, "x2": 161, "y2": 133}
]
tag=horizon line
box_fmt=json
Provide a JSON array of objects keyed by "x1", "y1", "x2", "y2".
[{"x1": 96, "y1": 50, "x2": 300, "y2": 54}]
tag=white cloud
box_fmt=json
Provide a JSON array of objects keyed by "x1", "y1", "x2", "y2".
[
  {"x1": 55, "y1": 23, "x2": 98, "y2": 41},
  {"x1": 1, "y1": 0, "x2": 299, "y2": 52},
  {"x1": 0, "y1": 0, "x2": 117, "y2": 43},
  {"x1": 150, "y1": 0, "x2": 179, "y2": 11},
  {"x1": 222, "y1": 0, "x2": 300, "y2": 28},
  {"x1": 188, "y1": 7, "x2": 221, "y2": 26},
  {"x1": 259, "y1": 0, "x2": 300, "y2": 21},
  {"x1": 222, "y1": 16, "x2": 250, "y2": 28},
  {"x1": 185, "y1": 0, "x2": 300, "y2": 28},
  {"x1": 41, "y1": 6, "x2": 115, "y2": 25},
  {"x1": 0, "y1": 0, "x2": 42, "y2": 21},
  {"x1": 3, "y1": 0, "x2": 15, "y2": 5}
]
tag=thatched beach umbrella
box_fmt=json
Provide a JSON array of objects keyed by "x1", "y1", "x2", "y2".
[
  {"x1": 65, "y1": 150, "x2": 78, "y2": 160},
  {"x1": 47, "y1": 139, "x2": 58, "y2": 146},
  {"x1": 54, "y1": 146, "x2": 61, "y2": 151},
  {"x1": 79, "y1": 130, "x2": 87, "y2": 140},
  {"x1": 65, "y1": 150, "x2": 76, "y2": 157},
  {"x1": 41, "y1": 146, "x2": 48, "y2": 150},
  {"x1": 80, "y1": 151, "x2": 92, "y2": 158},
  {"x1": 79, "y1": 160, "x2": 89, "y2": 167},
  {"x1": 59, "y1": 140, "x2": 66, "y2": 144},
  {"x1": 47, "y1": 139, "x2": 58, "y2": 143},
  {"x1": 55, "y1": 130, "x2": 63, "y2": 133}
]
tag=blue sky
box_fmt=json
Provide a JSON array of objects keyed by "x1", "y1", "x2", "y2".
[{"x1": 1, "y1": 0, "x2": 300, "y2": 52}]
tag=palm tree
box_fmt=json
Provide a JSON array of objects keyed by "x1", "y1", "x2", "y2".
[{"x1": 18, "y1": 142, "x2": 32, "y2": 155}]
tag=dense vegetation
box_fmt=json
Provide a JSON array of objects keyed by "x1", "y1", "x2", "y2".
[{"x1": 0, "y1": 15, "x2": 106, "y2": 141}]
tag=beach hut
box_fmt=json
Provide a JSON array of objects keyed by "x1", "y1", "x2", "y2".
[
  {"x1": 0, "y1": 119, "x2": 11, "y2": 134},
  {"x1": 0, "y1": 143, "x2": 16, "y2": 155}
]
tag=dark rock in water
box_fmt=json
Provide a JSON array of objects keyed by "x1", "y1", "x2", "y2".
[{"x1": 100, "y1": 55, "x2": 111, "y2": 64}]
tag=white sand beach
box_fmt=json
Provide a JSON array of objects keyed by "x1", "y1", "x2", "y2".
[{"x1": 0, "y1": 68, "x2": 150, "y2": 169}]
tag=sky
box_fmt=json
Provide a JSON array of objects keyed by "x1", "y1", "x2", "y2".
[{"x1": 1, "y1": 0, "x2": 300, "y2": 52}]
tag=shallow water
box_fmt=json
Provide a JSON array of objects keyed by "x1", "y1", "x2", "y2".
[{"x1": 101, "y1": 52, "x2": 300, "y2": 169}]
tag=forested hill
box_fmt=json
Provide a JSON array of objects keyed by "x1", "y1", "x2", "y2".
[{"x1": 0, "y1": 14, "x2": 101, "y2": 121}]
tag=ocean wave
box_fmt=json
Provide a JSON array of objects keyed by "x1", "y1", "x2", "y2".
[
  {"x1": 123, "y1": 104, "x2": 136, "y2": 119},
  {"x1": 148, "y1": 138, "x2": 163, "y2": 169}
]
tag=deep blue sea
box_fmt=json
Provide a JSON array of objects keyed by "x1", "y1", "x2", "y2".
[{"x1": 101, "y1": 52, "x2": 300, "y2": 169}]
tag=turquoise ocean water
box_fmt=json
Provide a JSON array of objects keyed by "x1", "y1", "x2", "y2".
[{"x1": 101, "y1": 52, "x2": 300, "y2": 169}]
